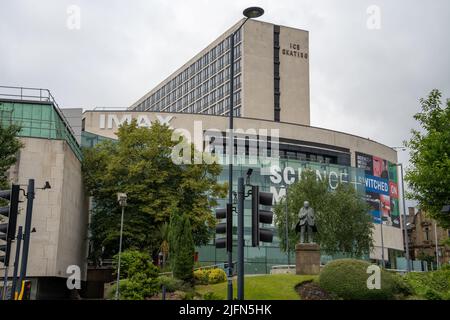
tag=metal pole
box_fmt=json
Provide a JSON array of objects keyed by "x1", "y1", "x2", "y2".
[
  {"x1": 285, "y1": 184, "x2": 290, "y2": 267},
  {"x1": 379, "y1": 200, "x2": 385, "y2": 268},
  {"x1": 237, "y1": 177, "x2": 244, "y2": 300},
  {"x1": 226, "y1": 31, "x2": 235, "y2": 301},
  {"x1": 398, "y1": 163, "x2": 411, "y2": 272},
  {"x1": 434, "y1": 222, "x2": 440, "y2": 269},
  {"x1": 17, "y1": 179, "x2": 34, "y2": 298},
  {"x1": 10, "y1": 226, "x2": 22, "y2": 300},
  {"x1": 1, "y1": 266, "x2": 8, "y2": 300},
  {"x1": 115, "y1": 205, "x2": 125, "y2": 300}
]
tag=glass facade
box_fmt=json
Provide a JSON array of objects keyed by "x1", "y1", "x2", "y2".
[
  {"x1": 81, "y1": 130, "x2": 403, "y2": 273},
  {"x1": 132, "y1": 30, "x2": 242, "y2": 117},
  {"x1": 196, "y1": 156, "x2": 371, "y2": 273},
  {"x1": 0, "y1": 101, "x2": 82, "y2": 160}
]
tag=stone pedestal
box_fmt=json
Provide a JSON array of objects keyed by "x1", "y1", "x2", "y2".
[{"x1": 295, "y1": 243, "x2": 321, "y2": 275}]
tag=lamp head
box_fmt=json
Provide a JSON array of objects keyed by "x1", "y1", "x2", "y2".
[
  {"x1": 243, "y1": 7, "x2": 264, "y2": 19},
  {"x1": 117, "y1": 192, "x2": 127, "y2": 206}
]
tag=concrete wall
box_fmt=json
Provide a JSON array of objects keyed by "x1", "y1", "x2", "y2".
[
  {"x1": 1, "y1": 137, "x2": 88, "y2": 281},
  {"x1": 242, "y1": 20, "x2": 275, "y2": 122},
  {"x1": 61, "y1": 108, "x2": 83, "y2": 144},
  {"x1": 278, "y1": 25, "x2": 310, "y2": 125},
  {"x1": 83, "y1": 111, "x2": 398, "y2": 164}
]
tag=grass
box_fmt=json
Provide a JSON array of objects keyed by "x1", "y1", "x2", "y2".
[{"x1": 196, "y1": 274, "x2": 317, "y2": 300}]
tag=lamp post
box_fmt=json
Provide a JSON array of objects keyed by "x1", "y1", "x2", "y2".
[
  {"x1": 227, "y1": 6, "x2": 264, "y2": 301},
  {"x1": 278, "y1": 183, "x2": 290, "y2": 267},
  {"x1": 376, "y1": 199, "x2": 386, "y2": 268},
  {"x1": 115, "y1": 193, "x2": 127, "y2": 300},
  {"x1": 391, "y1": 147, "x2": 411, "y2": 272},
  {"x1": 434, "y1": 222, "x2": 440, "y2": 269},
  {"x1": 396, "y1": 163, "x2": 411, "y2": 272}
]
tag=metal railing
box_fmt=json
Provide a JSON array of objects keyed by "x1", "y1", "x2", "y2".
[{"x1": 0, "y1": 85, "x2": 78, "y2": 143}]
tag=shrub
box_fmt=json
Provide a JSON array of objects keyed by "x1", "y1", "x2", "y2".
[
  {"x1": 207, "y1": 268, "x2": 226, "y2": 284},
  {"x1": 108, "y1": 272, "x2": 160, "y2": 300},
  {"x1": 203, "y1": 291, "x2": 223, "y2": 300},
  {"x1": 389, "y1": 272, "x2": 414, "y2": 297},
  {"x1": 157, "y1": 276, "x2": 183, "y2": 292},
  {"x1": 319, "y1": 259, "x2": 395, "y2": 300},
  {"x1": 109, "y1": 250, "x2": 160, "y2": 300},
  {"x1": 404, "y1": 268, "x2": 450, "y2": 300},
  {"x1": 194, "y1": 268, "x2": 227, "y2": 285},
  {"x1": 112, "y1": 249, "x2": 158, "y2": 279},
  {"x1": 194, "y1": 269, "x2": 209, "y2": 285}
]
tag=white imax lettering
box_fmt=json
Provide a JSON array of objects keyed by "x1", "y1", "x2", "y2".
[{"x1": 99, "y1": 114, "x2": 174, "y2": 129}]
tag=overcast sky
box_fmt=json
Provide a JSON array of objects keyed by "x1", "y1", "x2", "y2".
[{"x1": 1, "y1": 0, "x2": 449, "y2": 196}]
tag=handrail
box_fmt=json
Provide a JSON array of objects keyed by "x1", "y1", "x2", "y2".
[{"x1": 0, "y1": 85, "x2": 79, "y2": 145}]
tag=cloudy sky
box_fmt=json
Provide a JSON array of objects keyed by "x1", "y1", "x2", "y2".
[{"x1": 1, "y1": 0, "x2": 449, "y2": 178}]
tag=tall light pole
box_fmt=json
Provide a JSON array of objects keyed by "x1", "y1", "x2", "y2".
[
  {"x1": 377, "y1": 199, "x2": 386, "y2": 268},
  {"x1": 227, "y1": 6, "x2": 264, "y2": 301},
  {"x1": 278, "y1": 183, "x2": 290, "y2": 267},
  {"x1": 391, "y1": 147, "x2": 411, "y2": 272},
  {"x1": 397, "y1": 163, "x2": 411, "y2": 272},
  {"x1": 115, "y1": 193, "x2": 127, "y2": 300},
  {"x1": 434, "y1": 222, "x2": 440, "y2": 269}
]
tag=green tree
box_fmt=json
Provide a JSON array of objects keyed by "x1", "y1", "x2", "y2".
[
  {"x1": 404, "y1": 89, "x2": 450, "y2": 228},
  {"x1": 82, "y1": 120, "x2": 226, "y2": 261},
  {"x1": 274, "y1": 170, "x2": 373, "y2": 257},
  {"x1": 112, "y1": 249, "x2": 158, "y2": 279},
  {"x1": 170, "y1": 213, "x2": 195, "y2": 282},
  {"x1": 316, "y1": 183, "x2": 373, "y2": 257},
  {"x1": 0, "y1": 124, "x2": 23, "y2": 188},
  {"x1": 274, "y1": 170, "x2": 329, "y2": 256}
]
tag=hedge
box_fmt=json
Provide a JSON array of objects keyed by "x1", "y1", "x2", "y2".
[{"x1": 319, "y1": 259, "x2": 396, "y2": 300}]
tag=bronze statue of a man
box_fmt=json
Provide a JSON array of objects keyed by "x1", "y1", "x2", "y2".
[{"x1": 295, "y1": 201, "x2": 317, "y2": 243}]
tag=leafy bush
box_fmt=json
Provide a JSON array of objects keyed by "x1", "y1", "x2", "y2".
[
  {"x1": 113, "y1": 249, "x2": 158, "y2": 279},
  {"x1": 194, "y1": 268, "x2": 227, "y2": 285},
  {"x1": 157, "y1": 276, "x2": 183, "y2": 292},
  {"x1": 389, "y1": 272, "x2": 414, "y2": 297},
  {"x1": 404, "y1": 267, "x2": 450, "y2": 300},
  {"x1": 109, "y1": 249, "x2": 160, "y2": 300},
  {"x1": 208, "y1": 268, "x2": 226, "y2": 284},
  {"x1": 203, "y1": 291, "x2": 224, "y2": 300},
  {"x1": 194, "y1": 269, "x2": 209, "y2": 285},
  {"x1": 109, "y1": 272, "x2": 160, "y2": 300},
  {"x1": 319, "y1": 259, "x2": 396, "y2": 300}
]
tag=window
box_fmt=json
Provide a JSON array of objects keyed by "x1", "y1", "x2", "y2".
[
  {"x1": 234, "y1": 60, "x2": 241, "y2": 74},
  {"x1": 234, "y1": 44, "x2": 241, "y2": 59},
  {"x1": 424, "y1": 227, "x2": 430, "y2": 241}
]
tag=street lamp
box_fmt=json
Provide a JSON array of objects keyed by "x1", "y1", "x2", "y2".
[
  {"x1": 115, "y1": 192, "x2": 127, "y2": 300},
  {"x1": 278, "y1": 183, "x2": 290, "y2": 267},
  {"x1": 375, "y1": 198, "x2": 386, "y2": 268},
  {"x1": 227, "y1": 6, "x2": 264, "y2": 301},
  {"x1": 391, "y1": 147, "x2": 411, "y2": 272}
]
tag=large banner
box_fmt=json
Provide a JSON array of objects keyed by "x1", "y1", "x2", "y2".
[{"x1": 356, "y1": 152, "x2": 400, "y2": 228}]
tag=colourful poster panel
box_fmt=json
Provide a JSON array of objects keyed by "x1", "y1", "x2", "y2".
[{"x1": 356, "y1": 152, "x2": 400, "y2": 228}]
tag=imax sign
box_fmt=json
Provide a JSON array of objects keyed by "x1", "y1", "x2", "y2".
[{"x1": 98, "y1": 114, "x2": 174, "y2": 129}]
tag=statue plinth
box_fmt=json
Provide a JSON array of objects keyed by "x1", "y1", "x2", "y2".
[{"x1": 295, "y1": 243, "x2": 321, "y2": 275}]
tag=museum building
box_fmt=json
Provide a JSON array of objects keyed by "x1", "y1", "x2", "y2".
[{"x1": 82, "y1": 19, "x2": 405, "y2": 272}]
